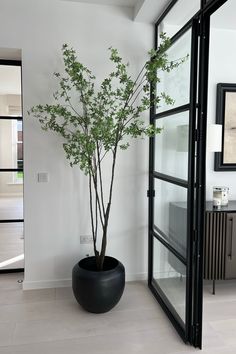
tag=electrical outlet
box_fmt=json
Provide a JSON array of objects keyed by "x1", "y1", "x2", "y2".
[
  {"x1": 80, "y1": 235, "x2": 93, "y2": 244},
  {"x1": 38, "y1": 172, "x2": 49, "y2": 183}
]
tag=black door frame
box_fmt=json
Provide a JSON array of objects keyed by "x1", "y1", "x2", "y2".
[
  {"x1": 148, "y1": 0, "x2": 228, "y2": 349},
  {"x1": 0, "y1": 59, "x2": 24, "y2": 274}
]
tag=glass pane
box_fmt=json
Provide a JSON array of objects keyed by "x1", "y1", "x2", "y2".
[
  {"x1": 154, "y1": 179, "x2": 187, "y2": 258},
  {"x1": 153, "y1": 237, "x2": 186, "y2": 324},
  {"x1": 156, "y1": 29, "x2": 191, "y2": 114},
  {"x1": 155, "y1": 111, "x2": 189, "y2": 180},
  {"x1": 158, "y1": 0, "x2": 200, "y2": 39},
  {"x1": 0, "y1": 65, "x2": 22, "y2": 117},
  {"x1": 0, "y1": 119, "x2": 23, "y2": 169},
  {"x1": 0, "y1": 172, "x2": 23, "y2": 219},
  {"x1": 0, "y1": 222, "x2": 24, "y2": 269}
]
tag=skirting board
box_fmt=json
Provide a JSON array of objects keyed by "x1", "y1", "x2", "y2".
[{"x1": 23, "y1": 272, "x2": 147, "y2": 290}]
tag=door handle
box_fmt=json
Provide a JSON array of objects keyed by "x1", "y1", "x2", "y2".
[{"x1": 228, "y1": 218, "x2": 233, "y2": 260}]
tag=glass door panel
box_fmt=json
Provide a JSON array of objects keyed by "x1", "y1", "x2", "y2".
[
  {"x1": 0, "y1": 119, "x2": 23, "y2": 169},
  {"x1": 153, "y1": 237, "x2": 186, "y2": 324},
  {"x1": 154, "y1": 179, "x2": 187, "y2": 258},
  {"x1": 0, "y1": 222, "x2": 24, "y2": 270},
  {"x1": 157, "y1": 0, "x2": 200, "y2": 40},
  {"x1": 0, "y1": 172, "x2": 23, "y2": 220},
  {"x1": 155, "y1": 111, "x2": 189, "y2": 180},
  {"x1": 157, "y1": 29, "x2": 192, "y2": 113},
  {"x1": 0, "y1": 65, "x2": 22, "y2": 116}
]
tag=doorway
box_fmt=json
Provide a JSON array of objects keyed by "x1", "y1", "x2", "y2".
[{"x1": 0, "y1": 59, "x2": 24, "y2": 273}]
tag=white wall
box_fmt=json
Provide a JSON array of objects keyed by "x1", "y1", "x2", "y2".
[
  {"x1": 206, "y1": 28, "x2": 236, "y2": 200},
  {"x1": 0, "y1": 0, "x2": 153, "y2": 289}
]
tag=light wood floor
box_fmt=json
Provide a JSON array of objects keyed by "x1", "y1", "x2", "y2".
[{"x1": 0, "y1": 274, "x2": 236, "y2": 353}]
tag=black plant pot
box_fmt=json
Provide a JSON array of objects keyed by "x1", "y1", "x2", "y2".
[{"x1": 72, "y1": 256, "x2": 125, "y2": 313}]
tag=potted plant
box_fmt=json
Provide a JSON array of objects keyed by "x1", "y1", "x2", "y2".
[{"x1": 29, "y1": 34, "x2": 186, "y2": 313}]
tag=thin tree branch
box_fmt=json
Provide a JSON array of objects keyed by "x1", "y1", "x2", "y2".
[
  {"x1": 89, "y1": 172, "x2": 98, "y2": 258},
  {"x1": 91, "y1": 170, "x2": 105, "y2": 228},
  {"x1": 96, "y1": 142, "x2": 106, "y2": 216}
]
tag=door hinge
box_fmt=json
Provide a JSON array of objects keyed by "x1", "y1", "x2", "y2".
[
  {"x1": 147, "y1": 190, "x2": 155, "y2": 198},
  {"x1": 195, "y1": 129, "x2": 199, "y2": 142},
  {"x1": 197, "y1": 21, "x2": 202, "y2": 37}
]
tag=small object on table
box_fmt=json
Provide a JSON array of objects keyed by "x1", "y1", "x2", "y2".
[{"x1": 213, "y1": 186, "x2": 229, "y2": 208}]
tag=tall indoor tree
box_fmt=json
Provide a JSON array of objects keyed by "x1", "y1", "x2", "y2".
[{"x1": 29, "y1": 34, "x2": 187, "y2": 271}]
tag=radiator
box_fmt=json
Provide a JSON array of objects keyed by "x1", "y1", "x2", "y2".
[{"x1": 204, "y1": 211, "x2": 227, "y2": 280}]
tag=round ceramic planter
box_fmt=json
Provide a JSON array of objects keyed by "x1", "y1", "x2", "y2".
[{"x1": 72, "y1": 256, "x2": 125, "y2": 313}]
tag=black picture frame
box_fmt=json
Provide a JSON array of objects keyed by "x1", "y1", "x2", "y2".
[{"x1": 214, "y1": 83, "x2": 236, "y2": 171}]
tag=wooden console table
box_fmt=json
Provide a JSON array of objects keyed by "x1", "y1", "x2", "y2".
[
  {"x1": 169, "y1": 201, "x2": 236, "y2": 295},
  {"x1": 204, "y1": 201, "x2": 236, "y2": 294}
]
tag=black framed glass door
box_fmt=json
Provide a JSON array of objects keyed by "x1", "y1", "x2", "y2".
[
  {"x1": 148, "y1": 10, "x2": 201, "y2": 348},
  {"x1": 0, "y1": 60, "x2": 24, "y2": 273},
  {"x1": 148, "y1": 0, "x2": 230, "y2": 350}
]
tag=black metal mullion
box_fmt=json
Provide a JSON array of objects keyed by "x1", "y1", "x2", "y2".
[
  {"x1": 152, "y1": 229, "x2": 187, "y2": 266},
  {"x1": 185, "y1": 18, "x2": 199, "y2": 346},
  {"x1": 192, "y1": 7, "x2": 211, "y2": 348},
  {"x1": 0, "y1": 60, "x2": 21, "y2": 66},
  {"x1": 0, "y1": 219, "x2": 23, "y2": 224},
  {"x1": 170, "y1": 20, "x2": 194, "y2": 45},
  {"x1": 153, "y1": 172, "x2": 188, "y2": 188},
  {"x1": 148, "y1": 20, "x2": 157, "y2": 286},
  {"x1": 202, "y1": 0, "x2": 228, "y2": 15},
  {"x1": 0, "y1": 268, "x2": 24, "y2": 274},
  {"x1": 0, "y1": 169, "x2": 23, "y2": 172},
  {"x1": 155, "y1": 104, "x2": 190, "y2": 119},
  {"x1": 0, "y1": 116, "x2": 23, "y2": 120}
]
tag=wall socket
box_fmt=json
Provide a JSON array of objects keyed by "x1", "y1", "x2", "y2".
[
  {"x1": 38, "y1": 172, "x2": 49, "y2": 183},
  {"x1": 80, "y1": 235, "x2": 93, "y2": 244}
]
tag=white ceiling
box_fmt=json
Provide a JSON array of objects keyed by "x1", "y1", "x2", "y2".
[
  {"x1": 62, "y1": 0, "x2": 170, "y2": 23},
  {"x1": 0, "y1": 65, "x2": 21, "y2": 95},
  {"x1": 62, "y1": 0, "x2": 140, "y2": 7}
]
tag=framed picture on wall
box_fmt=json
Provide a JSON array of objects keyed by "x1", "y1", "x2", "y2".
[{"x1": 215, "y1": 83, "x2": 236, "y2": 171}]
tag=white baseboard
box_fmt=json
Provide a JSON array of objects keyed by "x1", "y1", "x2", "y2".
[
  {"x1": 23, "y1": 273, "x2": 147, "y2": 290},
  {"x1": 23, "y1": 278, "x2": 72, "y2": 290},
  {"x1": 126, "y1": 272, "x2": 147, "y2": 282}
]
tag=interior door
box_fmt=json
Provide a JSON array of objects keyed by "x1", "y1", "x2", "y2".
[
  {"x1": 148, "y1": 18, "x2": 202, "y2": 348},
  {"x1": 0, "y1": 60, "x2": 24, "y2": 273}
]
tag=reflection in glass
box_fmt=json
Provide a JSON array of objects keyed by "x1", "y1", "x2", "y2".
[
  {"x1": 0, "y1": 65, "x2": 22, "y2": 117},
  {"x1": 154, "y1": 179, "x2": 187, "y2": 257},
  {"x1": 157, "y1": 29, "x2": 191, "y2": 113},
  {"x1": 155, "y1": 111, "x2": 189, "y2": 180},
  {"x1": 0, "y1": 172, "x2": 23, "y2": 220},
  {"x1": 0, "y1": 119, "x2": 23, "y2": 169},
  {"x1": 153, "y1": 237, "x2": 186, "y2": 324},
  {"x1": 0, "y1": 223, "x2": 24, "y2": 269}
]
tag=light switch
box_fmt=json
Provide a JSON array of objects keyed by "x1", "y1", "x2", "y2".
[{"x1": 38, "y1": 172, "x2": 49, "y2": 183}]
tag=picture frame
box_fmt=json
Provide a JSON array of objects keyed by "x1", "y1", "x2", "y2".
[{"x1": 214, "y1": 83, "x2": 236, "y2": 171}]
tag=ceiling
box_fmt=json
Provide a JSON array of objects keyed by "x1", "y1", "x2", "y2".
[
  {"x1": 62, "y1": 0, "x2": 140, "y2": 7},
  {"x1": 62, "y1": 0, "x2": 169, "y2": 23}
]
